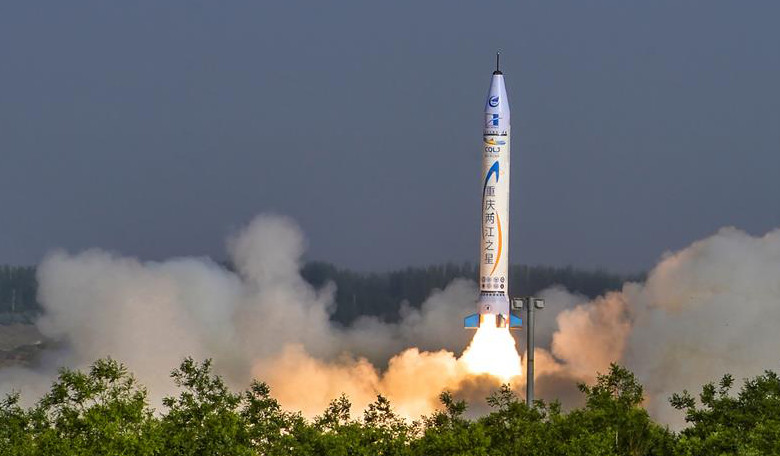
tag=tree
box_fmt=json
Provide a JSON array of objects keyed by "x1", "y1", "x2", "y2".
[
  {"x1": 240, "y1": 379, "x2": 298, "y2": 455},
  {"x1": 160, "y1": 357, "x2": 252, "y2": 455},
  {"x1": 29, "y1": 358, "x2": 159, "y2": 455},
  {"x1": 307, "y1": 394, "x2": 375, "y2": 456},
  {"x1": 0, "y1": 392, "x2": 34, "y2": 455},
  {"x1": 671, "y1": 370, "x2": 780, "y2": 455},
  {"x1": 362, "y1": 395, "x2": 415, "y2": 455},
  {"x1": 413, "y1": 391, "x2": 491, "y2": 456},
  {"x1": 478, "y1": 384, "x2": 556, "y2": 456},
  {"x1": 573, "y1": 363, "x2": 675, "y2": 456}
]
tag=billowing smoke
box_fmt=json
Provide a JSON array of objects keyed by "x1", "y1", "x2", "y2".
[
  {"x1": 531, "y1": 227, "x2": 780, "y2": 427},
  {"x1": 1, "y1": 215, "x2": 503, "y2": 418},
  {"x1": 2, "y1": 216, "x2": 780, "y2": 427},
  {"x1": 625, "y1": 227, "x2": 780, "y2": 424}
]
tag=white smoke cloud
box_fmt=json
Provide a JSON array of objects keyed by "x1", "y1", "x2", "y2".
[
  {"x1": 550, "y1": 290, "x2": 632, "y2": 380},
  {"x1": 4, "y1": 216, "x2": 780, "y2": 428},
  {"x1": 625, "y1": 227, "x2": 780, "y2": 425},
  {"x1": 536, "y1": 227, "x2": 780, "y2": 427},
  {"x1": 1, "y1": 215, "x2": 506, "y2": 418}
]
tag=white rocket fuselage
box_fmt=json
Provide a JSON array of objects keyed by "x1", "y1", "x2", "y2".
[{"x1": 465, "y1": 64, "x2": 520, "y2": 329}]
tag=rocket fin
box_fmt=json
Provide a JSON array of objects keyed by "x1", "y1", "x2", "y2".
[{"x1": 464, "y1": 314, "x2": 480, "y2": 329}]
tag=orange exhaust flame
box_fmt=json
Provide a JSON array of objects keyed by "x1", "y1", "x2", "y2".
[{"x1": 460, "y1": 314, "x2": 522, "y2": 382}]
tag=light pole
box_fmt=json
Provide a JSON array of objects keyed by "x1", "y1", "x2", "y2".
[{"x1": 511, "y1": 296, "x2": 545, "y2": 406}]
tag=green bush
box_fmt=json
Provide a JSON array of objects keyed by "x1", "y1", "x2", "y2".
[{"x1": 3, "y1": 358, "x2": 779, "y2": 455}]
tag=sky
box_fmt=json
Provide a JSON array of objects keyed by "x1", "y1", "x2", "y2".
[{"x1": 1, "y1": 1, "x2": 779, "y2": 273}]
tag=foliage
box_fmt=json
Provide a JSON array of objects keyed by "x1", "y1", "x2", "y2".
[
  {"x1": 4, "y1": 357, "x2": 780, "y2": 455},
  {"x1": 160, "y1": 357, "x2": 252, "y2": 455},
  {"x1": 479, "y1": 384, "x2": 556, "y2": 455},
  {"x1": 240, "y1": 379, "x2": 294, "y2": 455},
  {"x1": 13, "y1": 358, "x2": 159, "y2": 455},
  {"x1": 473, "y1": 367, "x2": 676, "y2": 456},
  {"x1": 413, "y1": 391, "x2": 491, "y2": 455},
  {"x1": 671, "y1": 370, "x2": 780, "y2": 455},
  {"x1": 570, "y1": 364, "x2": 676, "y2": 456},
  {"x1": 0, "y1": 391, "x2": 34, "y2": 455}
]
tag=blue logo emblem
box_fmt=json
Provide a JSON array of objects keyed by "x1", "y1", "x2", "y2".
[
  {"x1": 486, "y1": 114, "x2": 499, "y2": 127},
  {"x1": 489, "y1": 96, "x2": 499, "y2": 107}
]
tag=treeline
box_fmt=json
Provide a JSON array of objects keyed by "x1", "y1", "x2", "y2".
[
  {"x1": 2, "y1": 358, "x2": 779, "y2": 455},
  {"x1": 0, "y1": 266, "x2": 38, "y2": 320},
  {"x1": 0, "y1": 262, "x2": 640, "y2": 324},
  {"x1": 302, "y1": 262, "x2": 641, "y2": 324}
]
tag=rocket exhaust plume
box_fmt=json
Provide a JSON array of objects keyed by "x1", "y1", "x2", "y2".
[{"x1": 461, "y1": 315, "x2": 522, "y2": 382}]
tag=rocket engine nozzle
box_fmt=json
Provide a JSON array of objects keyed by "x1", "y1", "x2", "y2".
[
  {"x1": 463, "y1": 312, "x2": 522, "y2": 329},
  {"x1": 464, "y1": 294, "x2": 521, "y2": 329}
]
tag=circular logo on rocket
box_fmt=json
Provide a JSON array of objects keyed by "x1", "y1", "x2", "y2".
[{"x1": 489, "y1": 96, "x2": 499, "y2": 107}]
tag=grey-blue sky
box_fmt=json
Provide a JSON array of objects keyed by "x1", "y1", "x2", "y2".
[{"x1": 1, "y1": 1, "x2": 778, "y2": 272}]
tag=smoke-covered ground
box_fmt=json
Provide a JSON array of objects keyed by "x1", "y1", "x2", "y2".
[{"x1": 1, "y1": 215, "x2": 779, "y2": 428}]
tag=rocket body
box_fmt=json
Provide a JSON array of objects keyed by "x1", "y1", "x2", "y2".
[{"x1": 465, "y1": 63, "x2": 521, "y2": 329}]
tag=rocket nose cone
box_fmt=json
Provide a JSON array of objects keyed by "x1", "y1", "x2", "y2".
[{"x1": 485, "y1": 73, "x2": 510, "y2": 115}]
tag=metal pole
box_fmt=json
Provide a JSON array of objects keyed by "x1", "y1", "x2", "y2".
[{"x1": 526, "y1": 301, "x2": 535, "y2": 406}]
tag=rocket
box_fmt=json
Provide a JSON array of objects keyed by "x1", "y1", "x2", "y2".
[{"x1": 465, "y1": 54, "x2": 522, "y2": 330}]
